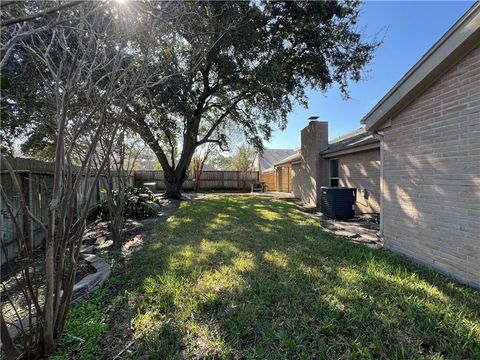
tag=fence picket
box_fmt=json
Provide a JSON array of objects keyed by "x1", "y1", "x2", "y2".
[
  {"x1": 134, "y1": 170, "x2": 259, "y2": 191},
  {"x1": 1, "y1": 158, "x2": 260, "y2": 265}
]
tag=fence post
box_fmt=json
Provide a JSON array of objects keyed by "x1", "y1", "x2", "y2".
[{"x1": 20, "y1": 173, "x2": 31, "y2": 242}]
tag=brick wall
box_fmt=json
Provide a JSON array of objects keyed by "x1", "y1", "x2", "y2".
[
  {"x1": 382, "y1": 45, "x2": 480, "y2": 288},
  {"x1": 292, "y1": 121, "x2": 329, "y2": 205},
  {"x1": 336, "y1": 149, "x2": 381, "y2": 214},
  {"x1": 291, "y1": 163, "x2": 302, "y2": 199}
]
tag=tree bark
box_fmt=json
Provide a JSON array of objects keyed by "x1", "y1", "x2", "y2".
[
  {"x1": 164, "y1": 167, "x2": 187, "y2": 199},
  {"x1": 165, "y1": 157, "x2": 191, "y2": 200}
]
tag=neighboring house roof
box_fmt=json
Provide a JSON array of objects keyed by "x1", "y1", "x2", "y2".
[
  {"x1": 362, "y1": 2, "x2": 480, "y2": 131},
  {"x1": 256, "y1": 149, "x2": 295, "y2": 171},
  {"x1": 274, "y1": 152, "x2": 302, "y2": 167},
  {"x1": 137, "y1": 159, "x2": 158, "y2": 170},
  {"x1": 321, "y1": 127, "x2": 379, "y2": 158},
  {"x1": 200, "y1": 164, "x2": 220, "y2": 171},
  {"x1": 262, "y1": 166, "x2": 276, "y2": 173},
  {"x1": 219, "y1": 164, "x2": 236, "y2": 171}
]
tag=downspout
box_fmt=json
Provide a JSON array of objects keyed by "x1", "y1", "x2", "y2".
[{"x1": 372, "y1": 130, "x2": 385, "y2": 238}]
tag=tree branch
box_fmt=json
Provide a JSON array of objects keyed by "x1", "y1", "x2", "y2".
[
  {"x1": 201, "y1": 139, "x2": 228, "y2": 151},
  {"x1": 197, "y1": 91, "x2": 250, "y2": 147},
  {"x1": 0, "y1": 1, "x2": 86, "y2": 27}
]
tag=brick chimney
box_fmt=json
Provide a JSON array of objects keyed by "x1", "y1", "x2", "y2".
[{"x1": 296, "y1": 119, "x2": 329, "y2": 205}]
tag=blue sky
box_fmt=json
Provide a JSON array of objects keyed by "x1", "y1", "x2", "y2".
[{"x1": 266, "y1": 0, "x2": 474, "y2": 149}]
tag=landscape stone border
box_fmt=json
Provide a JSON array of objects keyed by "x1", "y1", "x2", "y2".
[
  {"x1": 72, "y1": 253, "x2": 111, "y2": 303},
  {"x1": 6, "y1": 252, "x2": 111, "y2": 340},
  {"x1": 5, "y1": 199, "x2": 178, "y2": 341}
]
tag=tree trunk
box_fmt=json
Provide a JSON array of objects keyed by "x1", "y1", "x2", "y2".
[
  {"x1": 163, "y1": 139, "x2": 197, "y2": 199},
  {"x1": 164, "y1": 177, "x2": 184, "y2": 199},
  {"x1": 1, "y1": 314, "x2": 19, "y2": 360},
  {"x1": 163, "y1": 164, "x2": 188, "y2": 199}
]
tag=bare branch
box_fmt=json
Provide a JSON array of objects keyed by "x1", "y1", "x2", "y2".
[{"x1": 0, "y1": 1, "x2": 85, "y2": 27}]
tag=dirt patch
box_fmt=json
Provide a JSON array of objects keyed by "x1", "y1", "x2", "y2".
[{"x1": 98, "y1": 297, "x2": 137, "y2": 359}]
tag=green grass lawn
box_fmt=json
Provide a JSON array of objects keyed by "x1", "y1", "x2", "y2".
[{"x1": 61, "y1": 196, "x2": 480, "y2": 359}]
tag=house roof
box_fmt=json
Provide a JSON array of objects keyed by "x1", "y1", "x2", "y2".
[
  {"x1": 257, "y1": 149, "x2": 296, "y2": 170},
  {"x1": 274, "y1": 152, "x2": 302, "y2": 167},
  {"x1": 321, "y1": 127, "x2": 379, "y2": 157},
  {"x1": 271, "y1": 128, "x2": 380, "y2": 166},
  {"x1": 362, "y1": 3, "x2": 480, "y2": 131}
]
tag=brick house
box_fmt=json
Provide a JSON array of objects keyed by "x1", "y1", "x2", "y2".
[
  {"x1": 362, "y1": 3, "x2": 479, "y2": 288},
  {"x1": 321, "y1": 127, "x2": 380, "y2": 214},
  {"x1": 256, "y1": 4, "x2": 478, "y2": 288},
  {"x1": 269, "y1": 120, "x2": 381, "y2": 214}
]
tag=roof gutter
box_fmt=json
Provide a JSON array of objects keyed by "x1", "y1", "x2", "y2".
[
  {"x1": 274, "y1": 160, "x2": 302, "y2": 167},
  {"x1": 321, "y1": 141, "x2": 380, "y2": 159},
  {"x1": 362, "y1": 3, "x2": 480, "y2": 131}
]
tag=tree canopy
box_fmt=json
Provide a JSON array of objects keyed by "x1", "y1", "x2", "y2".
[
  {"x1": 1, "y1": 1, "x2": 379, "y2": 199},
  {"x1": 126, "y1": 1, "x2": 379, "y2": 198}
]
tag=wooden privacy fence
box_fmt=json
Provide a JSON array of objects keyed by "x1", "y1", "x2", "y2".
[
  {"x1": 0, "y1": 158, "x2": 132, "y2": 265},
  {"x1": 259, "y1": 171, "x2": 276, "y2": 191},
  {"x1": 134, "y1": 170, "x2": 259, "y2": 191},
  {"x1": 1, "y1": 158, "x2": 259, "y2": 265},
  {"x1": 259, "y1": 167, "x2": 294, "y2": 192}
]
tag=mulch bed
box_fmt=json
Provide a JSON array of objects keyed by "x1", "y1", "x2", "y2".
[
  {"x1": 75, "y1": 260, "x2": 97, "y2": 283},
  {"x1": 83, "y1": 219, "x2": 144, "y2": 248},
  {"x1": 1, "y1": 218, "x2": 142, "y2": 325}
]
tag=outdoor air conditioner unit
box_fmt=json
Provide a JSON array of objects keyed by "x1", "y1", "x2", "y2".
[{"x1": 320, "y1": 187, "x2": 356, "y2": 219}]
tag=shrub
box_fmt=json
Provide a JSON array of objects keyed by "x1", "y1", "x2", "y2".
[{"x1": 99, "y1": 186, "x2": 159, "y2": 220}]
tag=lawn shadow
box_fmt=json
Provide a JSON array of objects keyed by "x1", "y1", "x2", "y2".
[{"x1": 103, "y1": 196, "x2": 480, "y2": 359}]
